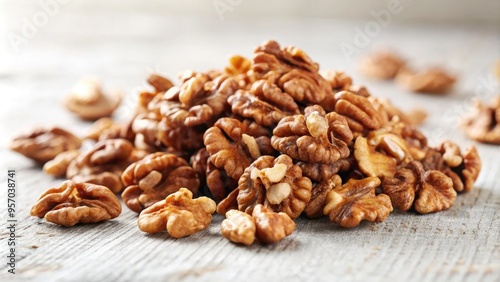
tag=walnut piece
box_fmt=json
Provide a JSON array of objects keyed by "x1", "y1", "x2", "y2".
[
  {"x1": 10, "y1": 127, "x2": 82, "y2": 163},
  {"x1": 323, "y1": 176, "x2": 392, "y2": 228},
  {"x1": 382, "y1": 160, "x2": 456, "y2": 214},
  {"x1": 252, "y1": 204, "x2": 296, "y2": 244},
  {"x1": 354, "y1": 137, "x2": 397, "y2": 179},
  {"x1": 461, "y1": 96, "x2": 500, "y2": 144},
  {"x1": 147, "y1": 73, "x2": 174, "y2": 93},
  {"x1": 359, "y1": 50, "x2": 405, "y2": 80},
  {"x1": 30, "y1": 180, "x2": 121, "y2": 227},
  {"x1": 43, "y1": 150, "x2": 80, "y2": 177},
  {"x1": 297, "y1": 157, "x2": 353, "y2": 182},
  {"x1": 64, "y1": 76, "x2": 122, "y2": 120},
  {"x1": 305, "y1": 174, "x2": 342, "y2": 219},
  {"x1": 221, "y1": 210, "x2": 256, "y2": 245},
  {"x1": 271, "y1": 105, "x2": 352, "y2": 164},
  {"x1": 236, "y1": 155, "x2": 312, "y2": 219},
  {"x1": 334, "y1": 91, "x2": 382, "y2": 135},
  {"x1": 67, "y1": 139, "x2": 145, "y2": 194},
  {"x1": 396, "y1": 67, "x2": 456, "y2": 94},
  {"x1": 121, "y1": 152, "x2": 200, "y2": 213},
  {"x1": 204, "y1": 118, "x2": 273, "y2": 181},
  {"x1": 137, "y1": 188, "x2": 216, "y2": 238}
]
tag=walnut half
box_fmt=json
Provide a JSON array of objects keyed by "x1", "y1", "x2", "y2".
[
  {"x1": 30, "y1": 180, "x2": 122, "y2": 227},
  {"x1": 137, "y1": 188, "x2": 216, "y2": 238}
]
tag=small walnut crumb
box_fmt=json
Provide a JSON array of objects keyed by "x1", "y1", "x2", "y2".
[
  {"x1": 360, "y1": 50, "x2": 405, "y2": 80},
  {"x1": 43, "y1": 150, "x2": 80, "y2": 177},
  {"x1": 64, "y1": 76, "x2": 122, "y2": 120},
  {"x1": 252, "y1": 204, "x2": 296, "y2": 244},
  {"x1": 30, "y1": 180, "x2": 122, "y2": 227},
  {"x1": 10, "y1": 127, "x2": 82, "y2": 163},
  {"x1": 396, "y1": 67, "x2": 456, "y2": 94},
  {"x1": 461, "y1": 96, "x2": 500, "y2": 144},
  {"x1": 137, "y1": 188, "x2": 216, "y2": 238},
  {"x1": 221, "y1": 210, "x2": 256, "y2": 245}
]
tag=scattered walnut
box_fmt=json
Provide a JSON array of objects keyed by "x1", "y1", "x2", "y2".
[
  {"x1": 396, "y1": 67, "x2": 456, "y2": 94},
  {"x1": 43, "y1": 150, "x2": 80, "y2": 177},
  {"x1": 204, "y1": 118, "x2": 273, "y2": 181},
  {"x1": 354, "y1": 137, "x2": 397, "y2": 179},
  {"x1": 30, "y1": 180, "x2": 121, "y2": 227},
  {"x1": 323, "y1": 176, "x2": 392, "y2": 228},
  {"x1": 461, "y1": 96, "x2": 500, "y2": 144},
  {"x1": 305, "y1": 174, "x2": 342, "y2": 218},
  {"x1": 221, "y1": 210, "x2": 256, "y2": 245},
  {"x1": 137, "y1": 188, "x2": 216, "y2": 238},
  {"x1": 121, "y1": 152, "x2": 200, "y2": 213},
  {"x1": 252, "y1": 204, "x2": 296, "y2": 244},
  {"x1": 272, "y1": 105, "x2": 352, "y2": 164},
  {"x1": 67, "y1": 139, "x2": 145, "y2": 194},
  {"x1": 334, "y1": 91, "x2": 382, "y2": 135},
  {"x1": 64, "y1": 76, "x2": 122, "y2": 120},
  {"x1": 359, "y1": 50, "x2": 405, "y2": 80},
  {"x1": 382, "y1": 160, "x2": 456, "y2": 214},
  {"x1": 236, "y1": 155, "x2": 312, "y2": 219},
  {"x1": 10, "y1": 127, "x2": 82, "y2": 163}
]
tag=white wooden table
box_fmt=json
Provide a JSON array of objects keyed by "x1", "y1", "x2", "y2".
[{"x1": 0, "y1": 2, "x2": 499, "y2": 281}]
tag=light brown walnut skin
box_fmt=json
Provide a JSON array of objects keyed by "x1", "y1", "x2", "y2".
[
  {"x1": 323, "y1": 177, "x2": 393, "y2": 228},
  {"x1": 30, "y1": 180, "x2": 121, "y2": 227},
  {"x1": 43, "y1": 150, "x2": 80, "y2": 177},
  {"x1": 121, "y1": 152, "x2": 200, "y2": 213},
  {"x1": 304, "y1": 174, "x2": 342, "y2": 219},
  {"x1": 137, "y1": 188, "x2": 216, "y2": 238},
  {"x1": 354, "y1": 136, "x2": 397, "y2": 179},
  {"x1": 252, "y1": 204, "x2": 296, "y2": 244},
  {"x1": 10, "y1": 127, "x2": 82, "y2": 163},
  {"x1": 221, "y1": 210, "x2": 256, "y2": 246}
]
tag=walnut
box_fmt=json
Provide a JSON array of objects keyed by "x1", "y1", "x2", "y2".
[
  {"x1": 297, "y1": 157, "x2": 353, "y2": 182},
  {"x1": 227, "y1": 91, "x2": 289, "y2": 127},
  {"x1": 321, "y1": 70, "x2": 352, "y2": 90},
  {"x1": 459, "y1": 146, "x2": 482, "y2": 193},
  {"x1": 121, "y1": 152, "x2": 200, "y2": 213},
  {"x1": 271, "y1": 105, "x2": 352, "y2": 164},
  {"x1": 372, "y1": 97, "x2": 427, "y2": 126},
  {"x1": 461, "y1": 96, "x2": 500, "y2": 144},
  {"x1": 137, "y1": 188, "x2": 216, "y2": 238},
  {"x1": 396, "y1": 67, "x2": 456, "y2": 94},
  {"x1": 225, "y1": 55, "x2": 251, "y2": 76},
  {"x1": 162, "y1": 73, "x2": 239, "y2": 127},
  {"x1": 216, "y1": 187, "x2": 240, "y2": 216},
  {"x1": 204, "y1": 118, "x2": 273, "y2": 181},
  {"x1": 30, "y1": 180, "x2": 121, "y2": 227},
  {"x1": 67, "y1": 139, "x2": 145, "y2": 194},
  {"x1": 323, "y1": 176, "x2": 392, "y2": 228},
  {"x1": 252, "y1": 204, "x2": 296, "y2": 244},
  {"x1": 334, "y1": 91, "x2": 382, "y2": 135},
  {"x1": 147, "y1": 73, "x2": 174, "y2": 93},
  {"x1": 43, "y1": 150, "x2": 80, "y2": 177},
  {"x1": 10, "y1": 127, "x2": 82, "y2": 163},
  {"x1": 366, "y1": 124, "x2": 413, "y2": 166},
  {"x1": 236, "y1": 155, "x2": 312, "y2": 219},
  {"x1": 252, "y1": 40, "x2": 332, "y2": 105},
  {"x1": 85, "y1": 117, "x2": 135, "y2": 142},
  {"x1": 221, "y1": 210, "x2": 256, "y2": 245},
  {"x1": 382, "y1": 160, "x2": 456, "y2": 214},
  {"x1": 354, "y1": 136, "x2": 397, "y2": 179},
  {"x1": 304, "y1": 174, "x2": 342, "y2": 219},
  {"x1": 190, "y1": 148, "x2": 210, "y2": 187},
  {"x1": 359, "y1": 50, "x2": 405, "y2": 79},
  {"x1": 64, "y1": 76, "x2": 122, "y2": 120}
]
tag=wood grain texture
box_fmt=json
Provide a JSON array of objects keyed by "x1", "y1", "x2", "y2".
[{"x1": 0, "y1": 1, "x2": 499, "y2": 281}]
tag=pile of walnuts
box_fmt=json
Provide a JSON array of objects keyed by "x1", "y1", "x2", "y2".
[{"x1": 14, "y1": 40, "x2": 482, "y2": 245}]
